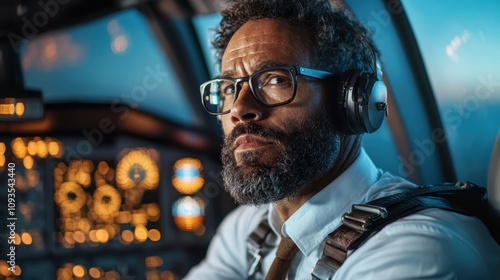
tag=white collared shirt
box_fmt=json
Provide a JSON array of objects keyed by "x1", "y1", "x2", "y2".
[{"x1": 183, "y1": 149, "x2": 500, "y2": 279}]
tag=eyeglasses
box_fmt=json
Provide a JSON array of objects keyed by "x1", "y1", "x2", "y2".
[{"x1": 200, "y1": 65, "x2": 333, "y2": 115}]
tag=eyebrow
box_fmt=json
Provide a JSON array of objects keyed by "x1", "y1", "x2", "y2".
[{"x1": 219, "y1": 61, "x2": 287, "y2": 79}]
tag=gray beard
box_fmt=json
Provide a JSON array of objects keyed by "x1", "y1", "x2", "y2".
[{"x1": 221, "y1": 110, "x2": 341, "y2": 205}]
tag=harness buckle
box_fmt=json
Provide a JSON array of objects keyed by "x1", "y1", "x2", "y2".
[{"x1": 341, "y1": 204, "x2": 388, "y2": 232}]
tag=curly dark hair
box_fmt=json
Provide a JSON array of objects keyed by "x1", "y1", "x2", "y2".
[{"x1": 212, "y1": 0, "x2": 377, "y2": 73}]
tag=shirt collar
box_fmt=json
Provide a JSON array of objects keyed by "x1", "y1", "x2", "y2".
[{"x1": 269, "y1": 148, "x2": 382, "y2": 256}]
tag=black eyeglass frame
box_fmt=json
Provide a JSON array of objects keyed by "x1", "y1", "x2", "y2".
[{"x1": 200, "y1": 65, "x2": 334, "y2": 115}]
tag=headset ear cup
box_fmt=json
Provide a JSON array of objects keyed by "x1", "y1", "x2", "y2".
[
  {"x1": 336, "y1": 70, "x2": 387, "y2": 135},
  {"x1": 346, "y1": 70, "x2": 362, "y2": 134},
  {"x1": 336, "y1": 70, "x2": 361, "y2": 135},
  {"x1": 364, "y1": 77, "x2": 387, "y2": 133}
]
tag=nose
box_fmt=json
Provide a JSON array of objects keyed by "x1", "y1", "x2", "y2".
[{"x1": 229, "y1": 82, "x2": 263, "y2": 124}]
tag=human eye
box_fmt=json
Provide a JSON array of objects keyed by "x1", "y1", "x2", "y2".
[
  {"x1": 269, "y1": 75, "x2": 289, "y2": 85},
  {"x1": 257, "y1": 70, "x2": 292, "y2": 89},
  {"x1": 220, "y1": 80, "x2": 235, "y2": 95}
]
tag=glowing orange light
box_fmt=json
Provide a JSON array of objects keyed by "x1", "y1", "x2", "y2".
[
  {"x1": 116, "y1": 149, "x2": 159, "y2": 190},
  {"x1": 27, "y1": 141, "x2": 36, "y2": 156},
  {"x1": 145, "y1": 256, "x2": 163, "y2": 268},
  {"x1": 73, "y1": 231, "x2": 86, "y2": 243},
  {"x1": 0, "y1": 155, "x2": 5, "y2": 168},
  {"x1": 77, "y1": 219, "x2": 91, "y2": 233},
  {"x1": 48, "y1": 141, "x2": 60, "y2": 156},
  {"x1": 21, "y1": 232, "x2": 32, "y2": 245},
  {"x1": 172, "y1": 196, "x2": 205, "y2": 231},
  {"x1": 57, "y1": 266, "x2": 73, "y2": 279},
  {"x1": 64, "y1": 232, "x2": 75, "y2": 245},
  {"x1": 82, "y1": 160, "x2": 94, "y2": 173},
  {"x1": 96, "y1": 229, "x2": 109, "y2": 243},
  {"x1": 0, "y1": 104, "x2": 15, "y2": 115},
  {"x1": 121, "y1": 230, "x2": 134, "y2": 243},
  {"x1": 172, "y1": 158, "x2": 204, "y2": 195},
  {"x1": 98, "y1": 161, "x2": 109, "y2": 174},
  {"x1": 105, "y1": 224, "x2": 117, "y2": 239},
  {"x1": 93, "y1": 185, "x2": 122, "y2": 222},
  {"x1": 173, "y1": 216, "x2": 205, "y2": 232},
  {"x1": 15, "y1": 102, "x2": 25, "y2": 116},
  {"x1": 63, "y1": 218, "x2": 77, "y2": 231},
  {"x1": 173, "y1": 158, "x2": 203, "y2": 170},
  {"x1": 88, "y1": 230, "x2": 98, "y2": 243},
  {"x1": 172, "y1": 177, "x2": 205, "y2": 195},
  {"x1": 131, "y1": 211, "x2": 148, "y2": 226},
  {"x1": 12, "y1": 137, "x2": 26, "y2": 159},
  {"x1": 144, "y1": 204, "x2": 161, "y2": 222},
  {"x1": 72, "y1": 265, "x2": 86, "y2": 278},
  {"x1": 148, "y1": 229, "x2": 161, "y2": 242},
  {"x1": 89, "y1": 267, "x2": 102, "y2": 279},
  {"x1": 134, "y1": 225, "x2": 148, "y2": 242},
  {"x1": 11, "y1": 265, "x2": 21, "y2": 276},
  {"x1": 0, "y1": 261, "x2": 10, "y2": 276},
  {"x1": 105, "y1": 271, "x2": 120, "y2": 280},
  {"x1": 0, "y1": 142, "x2": 6, "y2": 154},
  {"x1": 76, "y1": 171, "x2": 91, "y2": 186},
  {"x1": 116, "y1": 211, "x2": 132, "y2": 224},
  {"x1": 36, "y1": 140, "x2": 48, "y2": 158},
  {"x1": 54, "y1": 182, "x2": 86, "y2": 213},
  {"x1": 23, "y1": 155, "x2": 34, "y2": 170}
]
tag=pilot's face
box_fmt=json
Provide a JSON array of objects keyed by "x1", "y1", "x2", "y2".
[
  {"x1": 219, "y1": 19, "x2": 339, "y2": 205},
  {"x1": 220, "y1": 18, "x2": 325, "y2": 167}
]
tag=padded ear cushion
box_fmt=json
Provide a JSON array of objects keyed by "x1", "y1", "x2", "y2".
[
  {"x1": 336, "y1": 70, "x2": 387, "y2": 135},
  {"x1": 363, "y1": 76, "x2": 387, "y2": 133}
]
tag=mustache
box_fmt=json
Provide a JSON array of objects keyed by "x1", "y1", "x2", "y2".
[{"x1": 224, "y1": 122, "x2": 285, "y2": 147}]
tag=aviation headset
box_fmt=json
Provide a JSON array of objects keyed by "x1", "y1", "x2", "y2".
[{"x1": 332, "y1": 38, "x2": 388, "y2": 135}]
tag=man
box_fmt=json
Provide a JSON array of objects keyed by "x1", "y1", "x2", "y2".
[{"x1": 184, "y1": 0, "x2": 500, "y2": 279}]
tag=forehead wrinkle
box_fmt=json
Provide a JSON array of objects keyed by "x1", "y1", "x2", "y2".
[
  {"x1": 224, "y1": 48, "x2": 303, "y2": 64},
  {"x1": 220, "y1": 60, "x2": 286, "y2": 78},
  {"x1": 226, "y1": 38, "x2": 305, "y2": 57},
  {"x1": 223, "y1": 43, "x2": 310, "y2": 74}
]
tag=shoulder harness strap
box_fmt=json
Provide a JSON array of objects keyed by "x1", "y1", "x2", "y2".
[
  {"x1": 311, "y1": 182, "x2": 488, "y2": 280},
  {"x1": 246, "y1": 217, "x2": 277, "y2": 279}
]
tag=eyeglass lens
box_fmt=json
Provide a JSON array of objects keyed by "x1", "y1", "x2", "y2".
[{"x1": 201, "y1": 68, "x2": 295, "y2": 114}]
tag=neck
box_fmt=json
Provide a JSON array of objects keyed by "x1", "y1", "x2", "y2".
[{"x1": 273, "y1": 134, "x2": 362, "y2": 222}]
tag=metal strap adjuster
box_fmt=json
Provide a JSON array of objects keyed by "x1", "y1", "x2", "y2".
[
  {"x1": 341, "y1": 204, "x2": 388, "y2": 232},
  {"x1": 246, "y1": 220, "x2": 276, "y2": 278}
]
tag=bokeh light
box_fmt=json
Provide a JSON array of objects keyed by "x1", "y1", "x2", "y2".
[
  {"x1": 72, "y1": 265, "x2": 86, "y2": 278},
  {"x1": 172, "y1": 196, "x2": 205, "y2": 231},
  {"x1": 172, "y1": 158, "x2": 204, "y2": 195},
  {"x1": 134, "y1": 225, "x2": 148, "y2": 242},
  {"x1": 116, "y1": 149, "x2": 159, "y2": 190},
  {"x1": 93, "y1": 185, "x2": 122, "y2": 222}
]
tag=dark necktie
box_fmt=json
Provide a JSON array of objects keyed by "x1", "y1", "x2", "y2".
[{"x1": 265, "y1": 237, "x2": 299, "y2": 280}]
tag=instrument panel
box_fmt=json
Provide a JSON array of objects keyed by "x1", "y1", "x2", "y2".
[{"x1": 0, "y1": 133, "x2": 234, "y2": 279}]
